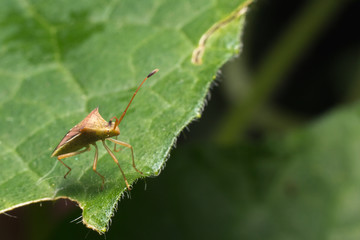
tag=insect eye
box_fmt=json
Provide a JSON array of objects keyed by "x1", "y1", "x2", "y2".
[{"x1": 108, "y1": 120, "x2": 112, "y2": 126}]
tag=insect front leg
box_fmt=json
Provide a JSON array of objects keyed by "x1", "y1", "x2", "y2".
[
  {"x1": 112, "y1": 136, "x2": 124, "y2": 152},
  {"x1": 107, "y1": 138, "x2": 143, "y2": 175},
  {"x1": 109, "y1": 116, "x2": 119, "y2": 130},
  {"x1": 57, "y1": 145, "x2": 91, "y2": 178},
  {"x1": 102, "y1": 140, "x2": 131, "y2": 190}
]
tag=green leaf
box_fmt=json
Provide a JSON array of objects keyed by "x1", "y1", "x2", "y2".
[{"x1": 0, "y1": 0, "x2": 251, "y2": 233}]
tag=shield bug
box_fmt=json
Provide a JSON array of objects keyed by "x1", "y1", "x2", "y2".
[{"x1": 51, "y1": 69, "x2": 159, "y2": 190}]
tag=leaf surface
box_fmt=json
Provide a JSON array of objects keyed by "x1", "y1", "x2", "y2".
[{"x1": 0, "y1": 0, "x2": 250, "y2": 232}]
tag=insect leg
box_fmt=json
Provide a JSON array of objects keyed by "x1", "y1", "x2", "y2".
[
  {"x1": 109, "y1": 116, "x2": 119, "y2": 122},
  {"x1": 57, "y1": 145, "x2": 91, "y2": 178},
  {"x1": 109, "y1": 116, "x2": 119, "y2": 131},
  {"x1": 107, "y1": 138, "x2": 143, "y2": 175},
  {"x1": 113, "y1": 136, "x2": 123, "y2": 152},
  {"x1": 102, "y1": 140, "x2": 131, "y2": 190},
  {"x1": 91, "y1": 143, "x2": 105, "y2": 190}
]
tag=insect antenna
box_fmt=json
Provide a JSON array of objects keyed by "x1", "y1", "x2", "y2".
[{"x1": 112, "y1": 69, "x2": 159, "y2": 129}]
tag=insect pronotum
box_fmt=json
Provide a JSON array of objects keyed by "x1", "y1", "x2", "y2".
[{"x1": 51, "y1": 69, "x2": 159, "y2": 190}]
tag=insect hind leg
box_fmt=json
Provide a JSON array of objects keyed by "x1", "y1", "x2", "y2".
[{"x1": 57, "y1": 145, "x2": 91, "y2": 178}]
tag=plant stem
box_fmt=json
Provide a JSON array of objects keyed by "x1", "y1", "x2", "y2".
[{"x1": 215, "y1": 0, "x2": 351, "y2": 145}]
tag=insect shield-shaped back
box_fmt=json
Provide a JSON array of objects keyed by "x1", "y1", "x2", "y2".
[{"x1": 52, "y1": 108, "x2": 120, "y2": 157}]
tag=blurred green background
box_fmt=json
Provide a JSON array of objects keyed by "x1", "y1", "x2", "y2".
[{"x1": 1, "y1": 0, "x2": 360, "y2": 239}]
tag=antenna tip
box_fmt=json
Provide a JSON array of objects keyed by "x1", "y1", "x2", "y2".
[{"x1": 147, "y1": 69, "x2": 159, "y2": 78}]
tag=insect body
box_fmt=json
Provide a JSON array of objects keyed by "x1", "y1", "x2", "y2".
[{"x1": 51, "y1": 69, "x2": 159, "y2": 190}]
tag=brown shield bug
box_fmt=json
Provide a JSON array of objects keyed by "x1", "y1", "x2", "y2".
[{"x1": 51, "y1": 69, "x2": 159, "y2": 190}]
